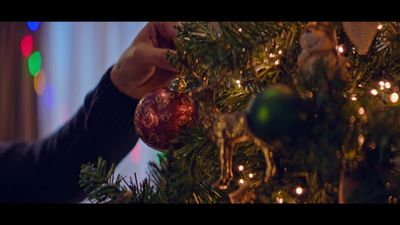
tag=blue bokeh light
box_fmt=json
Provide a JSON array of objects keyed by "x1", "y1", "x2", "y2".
[{"x1": 27, "y1": 22, "x2": 40, "y2": 32}]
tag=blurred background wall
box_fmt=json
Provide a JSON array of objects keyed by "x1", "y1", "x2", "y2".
[
  {"x1": 0, "y1": 22, "x2": 38, "y2": 142},
  {"x1": 0, "y1": 22, "x2": 161, "y2": 197}
]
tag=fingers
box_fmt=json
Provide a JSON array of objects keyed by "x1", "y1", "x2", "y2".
[
  {"x1": 154, "y1": 22, "x2": 178, "y2": 40},
  {"x1": 152, "y1": 48, "x2": 179, "y2": 72},
  {"x1": 136, "y1": 44, "x2": 179, "y2": 73}
]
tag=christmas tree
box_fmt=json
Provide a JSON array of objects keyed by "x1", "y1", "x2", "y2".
[{"x1": 79, "y1": 22, "x2": 400, "y2": 203}]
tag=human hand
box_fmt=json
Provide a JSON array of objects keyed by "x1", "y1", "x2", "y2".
[{"x1": 111, "y1": 22, "x2": 179, "y2": 100}]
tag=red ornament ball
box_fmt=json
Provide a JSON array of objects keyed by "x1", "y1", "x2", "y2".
[{"x1": 134, "y1": 88, "x2": 197, "y2": 152}]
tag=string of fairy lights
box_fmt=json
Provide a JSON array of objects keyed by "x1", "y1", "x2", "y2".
[
  {"x1": 20, "y1": 21, "x2": 46, "y2": 96},
  {"x1": 234, "y1": 30, "x2": 283, "y2": 89},
  {"x1": 15, "y1": 22, "x2": 392, "y2": 202},
  {"x1": 230, "y1": 23, "x2": 398, "y2": 203},
  {"x1": 228, "y1": 26, "x2": 317, "y2": 203},
  {"x1": 236, "y1": 163, "x2": 304, "y2": 203}
]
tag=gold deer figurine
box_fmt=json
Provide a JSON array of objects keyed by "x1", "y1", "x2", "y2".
[{"x1": 191, "y1": 82, "x2": 276, "y2": 190}]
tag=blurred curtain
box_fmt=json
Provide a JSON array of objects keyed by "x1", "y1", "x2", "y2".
[{"x1": 0, "y1": 22, "x2": 38, "y2": 142}]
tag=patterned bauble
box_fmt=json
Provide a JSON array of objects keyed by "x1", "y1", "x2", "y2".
[
  {"x1": 134, "y1": 88, "x2": 197, "y2": 152},
  {"x1": 246, "y1": 85, "x2": 305, "y2": 143}
]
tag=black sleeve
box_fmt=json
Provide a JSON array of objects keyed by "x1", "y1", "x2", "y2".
[{"x1": 0, "y1": 67, "x2": 139, "y2": 203}]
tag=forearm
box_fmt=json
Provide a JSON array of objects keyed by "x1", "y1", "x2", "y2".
[{"x1": 0, "y1": 67, "x2": 139, "y2": 203}]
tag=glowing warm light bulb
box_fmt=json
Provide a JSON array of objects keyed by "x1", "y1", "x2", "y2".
[
  {"x1": 278, "y1": 50, "x2": 283, "y2": 55},
  {"x1": 274, "y1": 59, "x2": 280, "y2": 65},
  {"x1": 369, "y1": 142, "x2": 377, "y2": 150},
  {"x1": 379, "y1": 81, "x2": 385, "y2": 87},
  {"x1": 358, "y1": 134, "x2": 365, "y2": 146},
  {"x1": 358, "y1": 107, "x2": 365, "y2": 115},
  {"x1": 377, "y1": 24, "x2": 383, "y2": 30},
  {"x1": 385, "y1": 82, "x2": 391, "y2": 89},
  {"x1": 236, "y1": 80, "x2": 242, "y2": 87},
  {"x1": 239, "y1": 179, "x2": 245, "y2": 184},
  {"x1": 238, "y1": 28, "x2": 243, "y2": 32},
  {"x1": 295, "y1": 186, "x2": 303, "y2": 195},
  {"x1": 390, "y1": 93, "x2": 399, "y2": 103},
  {"x1": 276, "y1": 197, "x2": 284, "y2": 204},
  {"x1": 249, "y1": 173, "x2": 254, "y2": 178},
  {"x1": 238, "y1": 165, "x2": 244, "y2": 171},
  {"x1": 337, "y1": 45, "x2": 344, "y2": 53},
  {"x1": 269, "y1": 53, "x2": 275, "y2": 58},
  {"x1": 370, "y1": 89, "x2": 378, "y2": 96},
  {"x1": 351, "y1": 96, "x2": 357, "y2": 101}
]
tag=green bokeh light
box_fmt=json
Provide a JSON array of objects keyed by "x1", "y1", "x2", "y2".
[{"x1": 28, "y1": 51, "x2": 42, "y2": 77}]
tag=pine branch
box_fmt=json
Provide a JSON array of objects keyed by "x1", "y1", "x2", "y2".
[
  {"x1": 81, "y1": 22, "x2": 400, "y2": 203},
  {"x1": 79, "y1": 157, "x2": 126, "y2": 203},
  {"x1": 80, "y1": 157, "x2": 162, "y2": 203}
]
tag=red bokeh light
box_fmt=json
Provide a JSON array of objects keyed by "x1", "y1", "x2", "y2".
[{"x1": 21, "y1": 34, "x2": 33, "y2": 58}]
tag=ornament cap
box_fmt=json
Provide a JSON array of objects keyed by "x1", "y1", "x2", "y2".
[{"x1": 168, "y1": 77, "x2": 188, "y2": 93}]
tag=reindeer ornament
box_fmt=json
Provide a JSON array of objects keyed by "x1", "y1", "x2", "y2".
[{"x1": 191, "y1": 83, "x2": 276, "y2": 191}]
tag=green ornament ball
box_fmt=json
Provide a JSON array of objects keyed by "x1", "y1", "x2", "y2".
[{"x1": 246, "y1": 85, "x2": 305, "y2": 143}]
